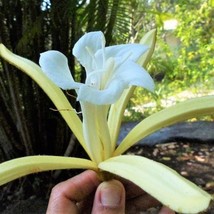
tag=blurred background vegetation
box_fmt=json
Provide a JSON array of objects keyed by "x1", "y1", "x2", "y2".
[{"x1": 0, "y1": 0, "x2": 213, "y2": 201}]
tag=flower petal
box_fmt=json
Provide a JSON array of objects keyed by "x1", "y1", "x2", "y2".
[
  {"x1": 77, "y1": 60, "x2": 154, "y2": 105},
  {"x1": 99, "y1": 155, "x2": 212, "y2": 213},
  {"x1": 114, "y1": 60, "x2": 155, "y2": 92},
  {"x1": 96, "y1": 44, "x2": 148, "y2": 63},
  {"x1": 39, "y1": 50, "x2": 81, "y2": 89},
  {"x1": 73, "y1": 31, "x2": 105, "y2": 72},
  {"x1": 77, "y1": 79, "x2": 125, "y2": 105}
]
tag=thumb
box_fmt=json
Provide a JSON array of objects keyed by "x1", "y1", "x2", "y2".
[{"x1": 92, "y1": 180, "x2": 125, "y2": 214}]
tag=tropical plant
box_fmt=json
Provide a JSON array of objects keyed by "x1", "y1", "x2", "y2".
[{"x1": 0, "y1": 30, "x2": 213, "y2": 213}]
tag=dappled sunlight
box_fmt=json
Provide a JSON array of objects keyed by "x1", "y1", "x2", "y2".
[{"x1": 125, "y1": 89, "x2": 214, "y2": 120}]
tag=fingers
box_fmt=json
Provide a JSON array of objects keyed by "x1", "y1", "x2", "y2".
[
  {"x1": 46, "y1": 169, "x2": 175, "y2": 214},
  {"x1": 126, "y1": 193, "x2": 161, "y2": 212},
  {"x1": 46, "y1": 170, "x2": 100, "y2": 214},
  {"x1": 159, "y1": 206, "x2": 175, "y2": 214},
  {"x1": 123, "y1": 177, "x2": 161, "y2": 212},
  {"x1": 91, "y1": 180, "x2": 126, "y2": 214}
]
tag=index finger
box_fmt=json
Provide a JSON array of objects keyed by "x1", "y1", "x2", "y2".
[{"x1": 46, "y1": 170, "x2": 100, "y2": 214}]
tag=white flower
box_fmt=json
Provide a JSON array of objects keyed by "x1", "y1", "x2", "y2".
[
  {"x1": 0, "y1": 31, "x2": 212, "y2": 214},
  {"x1": 39, "y1": 31, "x2": 154, "y2": 105}
]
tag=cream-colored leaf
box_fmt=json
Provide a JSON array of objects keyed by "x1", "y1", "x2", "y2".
[
  {"x1": 115, "y1": 96, "x2": 214, "y2": 156},
  {"x1": 0, "y1": 44, "x2": 92, "y2": 158},
  {"x1": 99, "y1": 155, "x2": 212, "y2": 213},
  {"x1": 138, "y1": 29, "x2": 157, "y2": 66},
  {"x1": 108, "y1": 29, "x2": 156, "y2": 149},
  {"x1": 0, "y1": 156, "x2": 97, "y2": 186},
  {"x1": 108, "y1": 87, "x2": 135, "y2": 150}
]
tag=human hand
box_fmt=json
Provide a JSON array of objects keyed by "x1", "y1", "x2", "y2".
[{"x1": 46, "y1": 170, "x2": 175, "y2": 214}]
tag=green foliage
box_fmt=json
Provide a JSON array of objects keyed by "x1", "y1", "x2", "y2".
[
  {"x1": 174, "y1": 1, "x2": 214, "y2": 86},
  {"x1": 125, "y1": 0, "x2": 214, "y2": 121}
]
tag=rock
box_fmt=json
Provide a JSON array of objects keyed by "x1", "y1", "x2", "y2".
[{"x1": 118, "y1": 121, "x2": 214, "y2": 146}]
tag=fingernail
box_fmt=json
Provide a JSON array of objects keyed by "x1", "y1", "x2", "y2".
[{"x1": 100, "y1": 180, "x2": 123, "y2": 208}]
